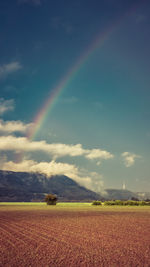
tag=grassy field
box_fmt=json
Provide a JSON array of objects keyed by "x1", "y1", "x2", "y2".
[
  {"x1": 0, "y1": 201, "x2": 150, "y2": 211},
  {"x1": 0, "y1": 202, "x2": 92, "y2": 207},
  {"x1": 0, "y1": 203, "x2": 150, "y2": 266}
]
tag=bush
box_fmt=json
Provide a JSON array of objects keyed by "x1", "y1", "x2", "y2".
[
  {"x1": 114, "y1": 200, "x2": 124, "y2": 205},
  {"x1": 139, "y1": 201, "x2": 150, "y2": 206},
  {"x1": 104, "y1": 200, "x2": 142, "y2": 206},
  {"x1": 44, "y1": 194, "x2": 57, "y2": 205},
  {"x1": 125, "y1": 200, "x2": 139, "y2": 206},
  {"x1": 104, "y1": 201, "x2": 116, "y2": 206},
  {"x1": 103, "y1": 200, "x2": 150, "y2": 206},
  {"x1": 92, "y1": 200, "x2": 102, "y2": 205}
]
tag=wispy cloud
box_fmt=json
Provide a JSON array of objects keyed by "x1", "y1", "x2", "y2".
[
  {"x1": 0, "y1": 135, "x2": 114, "y2": 162},
  {"x1": 121, "y1": 152, "x2": 141, "y2": 167},
  {"x1": 0, "y1": 62, "x2": 22, "y2": 79},
  {"x1": 0, "y1": 120, "x2": 33, "y2": 134},
  {"x1": 18, "y1": 0, "x2": 42, "y2": 6},
  {"x1": 0, "y1": 99, "x2": 14, "y2": 115}
]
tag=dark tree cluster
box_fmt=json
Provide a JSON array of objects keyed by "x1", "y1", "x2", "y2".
[{"x1": 45, "y1": 194, "x2": 57, "y2": 205}]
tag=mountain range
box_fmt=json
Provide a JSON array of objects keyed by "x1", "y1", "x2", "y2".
[
  {"x1": 0, "y1": 170, "x2": 149, "y2": 202},
  {"x1": 0, "y1": 170, "x2": 100, "y2": 202}
]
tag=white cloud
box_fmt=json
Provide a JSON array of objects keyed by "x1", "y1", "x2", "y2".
[
  {"x1": 0, "y1": 135, "x2": 83, "y2": 156},
  {"x1": 121, "y1": 152, "x2": 141, "y2": 167},
  {"x1": 0, "y1": 98, "x2": 14, "y2": 115},
  {"x1": 0, "y1": 158, "x2": 78, "y2": 178},
  {"x1": 0, "y1": 135, "x2": 114, "y2": 163},
  {"x1": 0, "y1": 119, "x2": 33, "y2": 134},
  {"x1": 0, "y1": 62, "x2": 22, "y2": 79},
  {"x1": 0, "y1": 136, "x2": 85, "y2": 157},
  {"x1": 85, "y1": 171, "x2": 104, "y2": 193},
  {"x1": 86, "y1": 149, "x2": 114, "y2": 160}
]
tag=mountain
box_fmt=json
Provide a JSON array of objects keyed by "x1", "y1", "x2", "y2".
[
  {"x1": 0, "y1": 170, "x2": 149, "y2": 202},
  {"x1": 0, "y1": 170, "x2": 101, "y2": 202},
  {"x1": 136, "y1": 192, "x2": 150, "y2": 200},
  {"x1": 104, "y1": 189, "x2": 139, "y2": 200}
]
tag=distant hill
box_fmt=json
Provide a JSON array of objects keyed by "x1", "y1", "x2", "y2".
[
  {"x1": 105, "y1": 189, "x2": 139, "y2": 200},
  {"x1": 136, "y1": 192, "x2": 150, "y2": 200},
  {"x1": 0, "y1": 170, "x2": 101, "y2": 202}
]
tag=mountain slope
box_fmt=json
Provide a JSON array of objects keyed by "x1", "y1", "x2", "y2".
[
  {"x1": 0, "y1": 170, "x2": 147, "y2": 202},
  {"x1": 0, "y1": 170, "x2": 101, "y2": 202}
]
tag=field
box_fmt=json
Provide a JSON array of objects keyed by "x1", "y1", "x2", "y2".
[{"x1": 0, "y1": 203, "x2": 150, "y2": 267}]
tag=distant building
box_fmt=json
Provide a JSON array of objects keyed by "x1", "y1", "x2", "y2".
[{"x1": 122, "y1": 181, "x2": 126, "y2": 190}]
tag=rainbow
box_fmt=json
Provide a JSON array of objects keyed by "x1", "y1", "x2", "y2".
[
  {"x1": 27, "y1": 23, "x2": 117, "y2": 140},
  {"x1": 27, "y1": 3, "x2": 142, "y2": 141}
]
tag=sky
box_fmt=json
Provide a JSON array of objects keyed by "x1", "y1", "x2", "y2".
[{"x1": 0, "y1": 0, "x2": 150, "y2": 193}]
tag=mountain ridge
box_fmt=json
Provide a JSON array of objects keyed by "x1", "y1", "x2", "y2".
[
  {"x1": 0, "y1": 170, "x2": 148, "y2": 202},
  {"x1": 0, "y1": 170, "x2": 101, "y2": 202}
]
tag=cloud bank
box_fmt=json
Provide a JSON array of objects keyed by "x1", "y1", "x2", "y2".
[
  {"x1": 0, "y1": 158, "x2": 77, "y2": 178},
  {"x1": 0, "y1": 120, "x2": 33, "y2": 134},
  {"x1": 0, "y1": 135, "x2": 114, "y2": 163}
]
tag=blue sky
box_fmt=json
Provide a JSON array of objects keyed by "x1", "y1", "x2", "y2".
[{"x1": 0, "y1": 0, "x2": 150, "y2": 192}]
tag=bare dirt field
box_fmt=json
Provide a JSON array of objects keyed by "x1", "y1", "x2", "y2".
[{"x1": 0, "y1": 204, "x2": 150, "y2": 267}]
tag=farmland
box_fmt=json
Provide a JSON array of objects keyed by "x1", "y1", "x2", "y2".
[{"x1": 0, "y1": 204, "x2": 150, "y2": 267}]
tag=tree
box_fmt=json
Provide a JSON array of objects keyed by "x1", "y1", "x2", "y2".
[
  {"x1": 45, "y1": 194, "x2": 57, "y2": 205},
  {"x1": 92, "y1": 200, "x2": 102, "y2": 205},
  {"x1": 131, "y1": 197, "x2": 139, "y2": 201}
]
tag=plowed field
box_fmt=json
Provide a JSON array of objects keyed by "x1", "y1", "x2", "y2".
[{"x1": 0, "y1": 205, "x2": 150, "y2": 267}]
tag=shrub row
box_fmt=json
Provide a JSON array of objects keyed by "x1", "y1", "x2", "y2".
[
  {"x1": 103, "y1": 200, "x2": 150, "y2": 206},
  {"x1": 92, "y1": 201, "x2": 102, "y2": 205}
]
